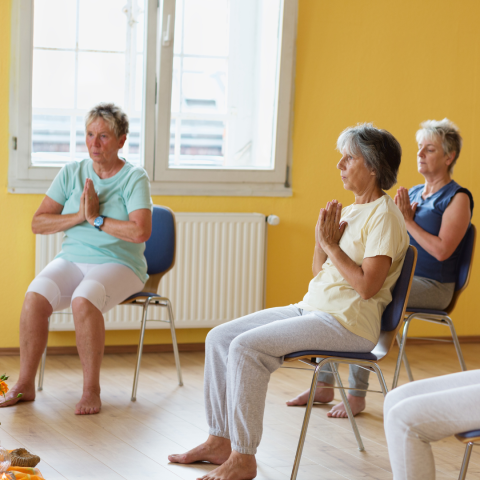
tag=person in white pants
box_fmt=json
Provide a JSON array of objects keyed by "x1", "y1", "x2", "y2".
[
  {"x1": 384, "y1": 370, "x2": 480, "y2": 480},
  {"x1": 0, "y1": 103, "x2": 153, "y2": 415}
]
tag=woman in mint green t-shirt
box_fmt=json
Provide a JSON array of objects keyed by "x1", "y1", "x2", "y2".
[{"x1": 0, "y1": 103, "x2": 153, "y2": 416}]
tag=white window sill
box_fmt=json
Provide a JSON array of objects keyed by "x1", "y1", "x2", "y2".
[{"x1": 8, "y1": 178, "x2": 293, "y2": 197}]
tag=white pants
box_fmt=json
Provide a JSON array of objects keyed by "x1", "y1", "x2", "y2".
[
  {"x1": 384, "y1": 370, "x2": 480, "y2": 480},
  {"x1": 27, "y1": 258, "x2": 144, "y2": 313}
]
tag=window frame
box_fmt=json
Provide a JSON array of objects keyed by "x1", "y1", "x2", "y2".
[{"x1": 8, "y1": 0, "x2": 296, "y2": 197}]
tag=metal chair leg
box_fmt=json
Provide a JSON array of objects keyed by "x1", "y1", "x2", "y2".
[
  {"x1": 332, "y1": 362, "x2": 364, "y2": 451},
  {"x1": 291, "y1": 359, "x2": 325, "y2": 480},
  {"x1": 166, "y1": 298, "x2": 183, "y2": 386},
  {"x1": 402, "y1": 349, "x2": 414, "y2": 382},
  {"x1": 396, "y1": 333, "x2": 414, "y2": 382},
  {"x1": 37, "y1": 346, "x2": 47, "y2": 392},
  {"x1": 370, "y1": 363, "x2": 389, "y2": 397},
  {"x1": 37, "y1": 316, "x2": 50, "y2": 391},
  {"x1": 392, "y1": 315, "x2": 415, "y2": 389},
  {"x1": 131, "y1": 299, "x2": 151, "y2": 402},
  {"x1": 445, "y1": 316, "x2": 467, "y2": 371},
  {"x1": 458, "y1": 442, "x2": 473, "y2": 480}
]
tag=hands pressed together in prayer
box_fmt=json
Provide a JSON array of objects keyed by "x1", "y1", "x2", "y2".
[
  {"x1": 316, "y1": 199, "x2": 348, "y2": 252},
  {"x1": 77, "y1": 178, "x2": 100, "y2": 226},
  {"x1": 394, "y1": 187, "x2": 417, "y2": 224}
]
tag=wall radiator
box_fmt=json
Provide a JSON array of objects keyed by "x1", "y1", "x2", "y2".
[{"x1": 36, "y1": 213, "x2": 273, "y2": 331}]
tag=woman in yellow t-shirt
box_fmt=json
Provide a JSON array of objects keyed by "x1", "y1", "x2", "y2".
[{"x1": 168, "y1": 123, "x2": 409, "y2": 480}]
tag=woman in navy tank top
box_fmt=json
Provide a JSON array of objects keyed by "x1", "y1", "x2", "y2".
[
  {"x1": 383, "y1": 122, "x2": 477, "y2": 480},
  {"x1": 394, "y1": 118, "x2": 473, "y2": 309},
  {"x1": 287, "y1": 118, "x2": 474, "y2": 420}
]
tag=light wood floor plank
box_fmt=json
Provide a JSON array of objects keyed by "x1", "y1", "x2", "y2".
[{"x1": 1, "y1": 343, "x2": 479, "y2": 479}]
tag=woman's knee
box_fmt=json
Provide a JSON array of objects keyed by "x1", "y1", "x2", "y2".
[
  {"x1": 72, "y1": 280, "x2": 107, "y2": 313},
  {"x1": 23, "y1": 291, "x2": 53, "y2": 318},
  {"x1": 71, "y1": 296, "x2": 102, "y2": 317},
  {"x1": 206, "y1": 322, "x2": 237, "y2": 351}
]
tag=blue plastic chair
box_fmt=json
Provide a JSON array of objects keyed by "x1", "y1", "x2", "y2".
[
  {"x1": 121, "y1": 205, "x2": 183, "y2": 401},
  {"x1": 456, "y1": 429, "x2": 480, "y2": 480},
  {"x1": 284, "y1": 246, "x2": 417, "y2": 480},
  {"x1": 392, "y1": 225, "x2": 476, "y2": 389},
  {"x1": 37, "y1": 205, "x2": 183, "y2": 401}
]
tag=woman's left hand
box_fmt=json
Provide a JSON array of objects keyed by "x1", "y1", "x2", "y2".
[
  {"x1": 84, "y1": 178, "x2": 100, "y2": 225},
  {"x1": 394, "y1": 187, "x2": 417, "y2": 224},
  {"x1": 316, "y1": 200, "x2": 347, "y2": 251}
]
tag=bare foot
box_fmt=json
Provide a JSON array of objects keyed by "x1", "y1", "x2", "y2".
[
  {"x1": 327, "y1": 394, "x2": 366, "y2": 418},
  {"x1": 286, "y1": 382, "x2": 334, "y2": 406},
  {"x1": 197, "y1": 451, "x2": 256, "y2": 480},
  {"x1": 75, "y1": 389, "x2": 101, "y2": 415},
  {"x1": 168, "y1": 435, "x2": 232, "y2": 465},
  {"x1": 0, "y1": 382, "x2": 35, "y2": 408}
]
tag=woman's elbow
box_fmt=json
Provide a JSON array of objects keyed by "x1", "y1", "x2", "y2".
[
  {"x1": 133, "y1": 230, "x2": 151, "y2": 243},
  {"x1": 432, "y1": 248, "x2": 452, "y2": 262},
  {"x1": 358, "y1": 286, "x2": 380, "y2": 301},
  {"x1": 31, "y1": 219, "x2": 40, "y2": 235},
  {"x1": 360, "y1": 291, "x2": 374, "y2": 301}
]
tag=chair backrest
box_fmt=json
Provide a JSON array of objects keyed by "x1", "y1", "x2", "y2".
[
  {"x1": 373, "y1": 246, "x2": 417, "y2": 359},
  {"x1": 142, "y1": 205, "x2": 176, "y2": 293},
  {"x1": 382, "y1": 246, "x2": 417, "y2": 332},
  {"x1": 445, "y1": 224, "x2": 477, "y2": 314}
]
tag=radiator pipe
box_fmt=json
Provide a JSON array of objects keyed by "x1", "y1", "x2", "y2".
[{"x1": 264, "y1": 215, "x2": 280, "y2": 309}]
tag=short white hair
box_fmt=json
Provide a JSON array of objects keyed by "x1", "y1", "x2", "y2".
[{"x1": 416, "y1": 118, "x2": 462, "y2": 174}]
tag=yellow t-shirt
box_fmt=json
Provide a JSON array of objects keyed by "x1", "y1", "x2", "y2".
[{"x1": 297, "y1": 195, "x2": 409, "y2": 344}]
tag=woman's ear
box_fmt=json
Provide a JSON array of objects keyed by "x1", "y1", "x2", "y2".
[
  {"x1": 118, "y1": 134, "x2": 127, "y2": 149},
  {"x1": 446, "y1": 151, "x2": 456, "y2": 166}
]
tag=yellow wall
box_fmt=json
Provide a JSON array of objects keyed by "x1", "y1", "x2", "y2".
[{"x1": 1, "y1": 0, "x2": 480, "y2": 349}]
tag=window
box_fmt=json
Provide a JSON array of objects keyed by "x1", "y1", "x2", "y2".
[
  {"x1": 9, "y1": 0, "x2": 296, "y2": 196},
  {"x1": 31, "y1": 0, "x2": 146, "y2": 167}
]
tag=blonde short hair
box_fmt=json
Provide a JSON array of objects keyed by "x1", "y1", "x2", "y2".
[
  {"x1": 85, "y1": 103, "x2": 129, "y2": 138},
  {"x1": 416, "y1": 118, "x2": 462, "y2": 174}
]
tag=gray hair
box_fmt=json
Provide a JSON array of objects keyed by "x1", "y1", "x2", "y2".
[
  {"x1": 336, "y1": 123, "x2": 402, "y2": 190},
  {"x1": 416, "y1": 118, "x2": 462, "y2": 174},
  {"x1": 85, "y1": 103, "x2": 129, "y2": 138}
]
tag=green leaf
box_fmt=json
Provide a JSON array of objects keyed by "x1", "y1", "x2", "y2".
[{"x1": 17, "y1": 393, "x2": 23, "y2": 398}]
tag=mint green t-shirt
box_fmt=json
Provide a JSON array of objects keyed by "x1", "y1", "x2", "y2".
[{"x1": 46, "y1": 159, "x2": 153, "y2": 283}]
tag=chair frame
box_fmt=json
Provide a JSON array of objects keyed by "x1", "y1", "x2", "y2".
[
  {"x1": 455, "y1": 431, "x2": 480, "y2": 480},
  {"x1": 392, "y1": 225, "x2": 476, "y2": 389},
  {"x1": 37, "y1": 205, "x2": 183, "y2": 402},
  {"x1": 285, "y1": 246, "x2": 417, "y2": 480}
]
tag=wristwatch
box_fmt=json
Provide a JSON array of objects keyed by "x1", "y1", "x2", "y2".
[{"x1": 93, "y1": 215, "x2": 106, "y2": 231}]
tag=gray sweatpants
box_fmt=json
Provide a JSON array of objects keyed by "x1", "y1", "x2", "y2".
[
  {"x1": 204, "y1": 305, "x2": 374, "y2": 454},
  {"x1": 317, "y1": 276, "x2": 456, "y2": 397},
  {"x1": 384, "y1": 370, "x2": 480, "y2": 480}
]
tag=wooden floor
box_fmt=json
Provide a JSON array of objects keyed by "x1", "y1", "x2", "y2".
[{"x1": 1, "y1": 343, "x2": 479, "y2": 480}]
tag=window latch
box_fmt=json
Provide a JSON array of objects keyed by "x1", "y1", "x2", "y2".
[
  {"x1": 12, "y1": 137, "x2": 17, "y2": 151},
  {"x1": 162, "y1": 14, "x2": 172, "y2": 46}
]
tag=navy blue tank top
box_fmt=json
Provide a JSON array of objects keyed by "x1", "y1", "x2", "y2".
[{"x1": 408, "y1": 180, "x2": 474, "y2": 283}]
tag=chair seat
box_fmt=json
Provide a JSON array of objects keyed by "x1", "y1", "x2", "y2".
[
  {"x1": 406, "y1": 308, "x2": 448, "y2": 316},
  {"x1": 284, "y1": 350, "x2": 378, "y2": 361},
  {"x1": 456, "y1": 430, "x2": 480, "y2": 443},
  {"x1": 122, "y1": 292, "x2": 163, "y2": 303}
]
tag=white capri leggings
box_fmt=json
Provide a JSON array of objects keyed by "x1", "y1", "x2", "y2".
[{"x1": 27, "y1": 258, "x2": 145, "y2": 313}]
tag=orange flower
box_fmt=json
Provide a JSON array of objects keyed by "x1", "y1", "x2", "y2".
[{"x1": 0, "y1": 380, "x2": 9, "y2": 395}]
